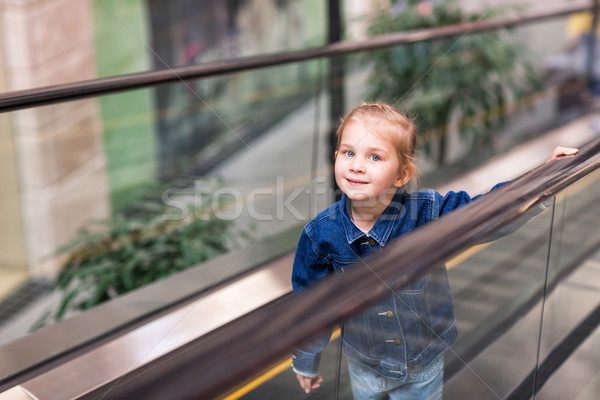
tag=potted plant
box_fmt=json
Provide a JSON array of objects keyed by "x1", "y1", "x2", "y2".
[
  {"x1": 33, "y1": 187, "x2": 252, "y2": 330},
  {"x1": 366, "y1": 0, "x2": 540, "y2": 165}
]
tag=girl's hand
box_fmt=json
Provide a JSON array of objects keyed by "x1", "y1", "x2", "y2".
[
  {"x1": 296, "y1": 374, "x2": 323, "y2": 394},
  {"x1": 547, "y1": 147, "x2": 579, "y2": 162}
]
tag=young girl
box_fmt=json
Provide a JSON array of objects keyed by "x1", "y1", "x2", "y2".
[{"x1": 291, "y1": 102, "x2": 578, "y2": 399}]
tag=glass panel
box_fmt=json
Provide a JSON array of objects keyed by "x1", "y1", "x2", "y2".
[
  {"x1": 0, "y1": 111, "x2": 29, "y2": 313},
  {"x1": 443, "y1": 203, "x2": 554, "y2": 399},
  {"x1": 534, "y1": 170, "x2": 600, "y2": 400},
  {"x1": 92, "y1": 0, "x2": 327, "y2": 78},
  {"x1": 342, "y1": 10, "x2": 595, "y2": 188},
  {"x1": 251, "y1": 198, "x2": 555, "y2": 400},
  {"x1": 0, "y1": 58, "x2": 329, "y2": 352},
  {"x1": 163, "y1": 61, "x2": 332, "y2": 240}
]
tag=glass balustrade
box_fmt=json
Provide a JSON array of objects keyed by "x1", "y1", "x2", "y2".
[
  {"x1": 443, "y1": 202, "x2": 555, "y2": 399},
  {"x1": 232, "y1": 173, "x2": 600, "y2": 400},
  {"x1": 534, "y1": 169, "x2": 600, "y2": 400},
  {"x1": 0, "y1": 58, "x2": 332, "y2": 360}
]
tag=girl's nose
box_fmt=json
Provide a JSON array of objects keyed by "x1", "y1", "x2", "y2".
[{"x1": 350, "y1": 157, "x2": 365, "y2": 173}]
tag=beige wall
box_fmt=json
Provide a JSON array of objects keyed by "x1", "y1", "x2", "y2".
[
  {"x1": 0, "y1": 35, "x2": 27, "y2": 276},
  {"x1": 0, "y1": 0, "x2": 110, "y2": 277}
]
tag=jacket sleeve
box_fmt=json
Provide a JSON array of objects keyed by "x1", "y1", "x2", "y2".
[
  {"x1": 291, "y1": 227, "x2": 333, "y2": 292},
  {"x1": 436, "y1": 181, "x2": 509, "y2": 217},
  {"x1": 436, "y1": 181, "x2": 551, "y2": 242},
  {"x1": 292, "y1": 329, "x2": 333, "y2": 377},
  {"x1": 291, "y1": 227, "x2": 334, "y2": 377}
]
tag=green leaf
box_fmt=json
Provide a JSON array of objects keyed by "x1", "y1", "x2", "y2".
[
  {"x1": 365, "y1": 0, "x2": 540, "y2": 166},
  {"x1": 56, "y1": 288, "x2": 80, "y2": 321}
]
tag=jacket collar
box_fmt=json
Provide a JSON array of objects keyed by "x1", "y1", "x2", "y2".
[{"x1": 338, "y1": 190, "x2": 405, "y2": 246}]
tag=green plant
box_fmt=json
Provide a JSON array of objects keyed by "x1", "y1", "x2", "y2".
[
  {"x1": 366, "y1": 0, "x2": 540, "y2": 165},
  {"x1": 32, "y1": 192, "x2": 252, "y2": 330}
]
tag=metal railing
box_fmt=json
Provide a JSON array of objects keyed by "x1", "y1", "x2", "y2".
[
  {"x1": 96, "y1": 139, "x2": 600, "y2": 400},
  {"x1": 0, "y1": 2, "x2": 594, "y2": 113}
]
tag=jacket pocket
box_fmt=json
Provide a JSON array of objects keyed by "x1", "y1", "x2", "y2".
[
  {"x1": 400, "y1": 274, "x2": 427, "y2": 294},
  {"x1": 332, "y1": 257, "x2": 358, "y2": 272}
]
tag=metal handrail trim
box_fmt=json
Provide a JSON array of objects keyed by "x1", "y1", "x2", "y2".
[
  {"x1": 0, "y1": 3, "x2": 591, "y2": 113},
  {"x1": 98, "y1": 138, "x2": 600, "y2": 400}
]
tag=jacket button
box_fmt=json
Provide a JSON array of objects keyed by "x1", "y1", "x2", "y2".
[
  {"x1": 394, "y1": 339, "x2": 401, "y2": 345},
  {"x1": 368, "y1": 239, "x2": 376, "y2": 246},
  {"x1": 386, "y1": 311, "x2": 393, "y2": 318}
]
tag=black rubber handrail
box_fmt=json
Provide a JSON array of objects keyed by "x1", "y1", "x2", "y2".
[
  {"x1": 0, "y1": 3, "x2": 591, "y2": 113},
  {"x1": 96, "y1": 138, "x2": 600, "y2": 400}
]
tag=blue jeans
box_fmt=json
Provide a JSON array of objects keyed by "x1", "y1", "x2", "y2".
[{"x1": 347, "y1": 352, "x2": 444, "y2": 400}]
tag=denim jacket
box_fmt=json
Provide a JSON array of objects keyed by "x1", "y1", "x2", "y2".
[{"x1": 291, "y1": 183, "x2": 506, "y2": 380}]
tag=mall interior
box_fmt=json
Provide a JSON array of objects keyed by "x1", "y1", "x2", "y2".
[{"x1": 0, "y1": 0, "x2": 598, "y2": 399}]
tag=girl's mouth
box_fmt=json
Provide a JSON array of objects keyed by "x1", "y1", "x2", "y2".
[{"x1": 347, "y1": 178, "x2": 367, "y2": 185}]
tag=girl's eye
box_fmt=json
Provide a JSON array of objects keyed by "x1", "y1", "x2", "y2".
[
  {"x1": 370, "y1": 154, "x2": 381, "y2": 161},
  {"x1": 344, "y1": 150, "x2": 354, "y2": 157}
]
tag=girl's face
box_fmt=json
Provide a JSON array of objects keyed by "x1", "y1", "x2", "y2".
[{"x1": 334, "y1": 121, "x2": 409, "y2": 204}]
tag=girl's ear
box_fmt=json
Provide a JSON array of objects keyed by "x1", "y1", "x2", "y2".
[
  {"x1": 394, "y1": 167, "x2": 413, "y2": 188},
  {"x1": 334, "y1": 150, "x2": 338, "y2": 159}
]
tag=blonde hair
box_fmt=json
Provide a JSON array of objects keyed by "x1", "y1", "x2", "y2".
[{"x1": 335, "y1": 102, "x2": 418, "y2": 179}]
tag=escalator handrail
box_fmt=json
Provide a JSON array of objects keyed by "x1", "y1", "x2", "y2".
[
  {"x1": 97, "y1": 138, "x2": 600, "y2": 400},
  {"x1": 0, "y1": 3, "x2": 591, "y2": 113}
]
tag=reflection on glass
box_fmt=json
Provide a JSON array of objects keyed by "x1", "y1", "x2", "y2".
[
  {"x1": 0, "y1": 58, "x2": 329, "y2": 347},
  {"x1": 267, "y1": 200, "x2": 554, "y2": 400},
  {"x1": 535, "y1": 171, "x2": 600, "y2": 399},
  {"x1": 444, "y1": 204, "x2": 553, "y2": 399}
]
